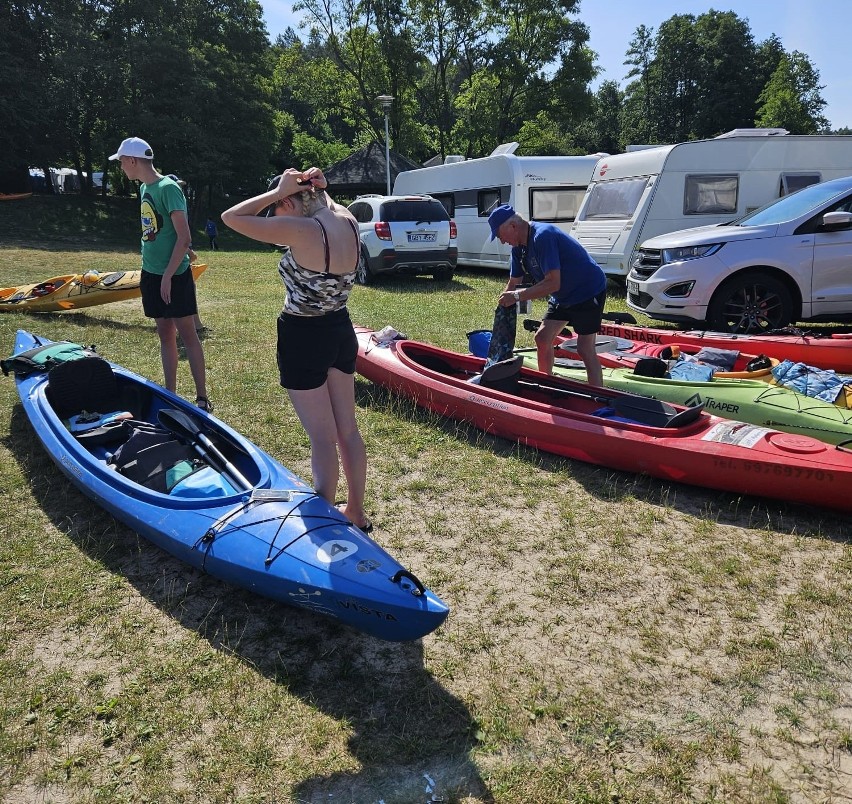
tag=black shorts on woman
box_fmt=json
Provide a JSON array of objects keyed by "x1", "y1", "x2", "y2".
[
  {"x1": 140, "y1": 267, "x2": 198, "y2": 319},
  {"x1": 276, "y1": 307, "x2": 357, "y2": 390},
  {"x1": 543, "y1": 288, "x2": 607, "y2": 335}
]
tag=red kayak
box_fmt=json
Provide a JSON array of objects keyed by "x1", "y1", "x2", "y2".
[
  {"x1": 596, "y1": 320, "x2": 852, "y2": 374},
  {"x1": 355, "y1": 327, "x2": 852, "y2": 513},
  {"x1": 550, "y1": 333, "x2": 779, "y2": 379}
]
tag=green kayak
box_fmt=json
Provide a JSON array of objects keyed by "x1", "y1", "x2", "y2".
[{"x1": 519, "y1": 353, "x2": 852, "y2": 446}]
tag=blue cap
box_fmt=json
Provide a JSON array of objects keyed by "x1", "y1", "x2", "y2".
[{"x1": 488, "y1": 204, "x2": 515, "y2": 240}]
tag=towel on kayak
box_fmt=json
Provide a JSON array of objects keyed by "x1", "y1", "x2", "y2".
[
  {"x1": 692, "y1": 347, "x2": 739, "y2": 371},
  {"x1": 771, "y1": 360, "x2": 852, "y2": 406},
  {"x1": 668, "y1": 361, "x2": 715, "y2": 382}
]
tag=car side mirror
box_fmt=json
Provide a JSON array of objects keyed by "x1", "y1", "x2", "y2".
[{"x1": 820, "y1": 210, "x2": 852, "y2": 231}]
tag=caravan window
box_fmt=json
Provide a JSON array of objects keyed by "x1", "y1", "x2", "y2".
[
  {"x1": 578, "y1": 177, "x2": 648, "y2": 220},
  {"x1": 432, "y1": 193, "x2": 455, "y2": 217},
  {"x1": 683, "y1": 175, "x2": 738, "y2": 214},
  {"x1": 478, "y1": 189, "x2": 503, "y2": 217},
  {"x1": 530, "y1": 189, "x2": 586, "y2": 222},
  {"x1": 780, "y1": 173, "x2": 821, "y2": 196}
]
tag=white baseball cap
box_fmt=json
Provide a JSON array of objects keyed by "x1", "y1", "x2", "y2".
[{"x1": 109, "y1": 137, "x2": 154, "y2": 161}]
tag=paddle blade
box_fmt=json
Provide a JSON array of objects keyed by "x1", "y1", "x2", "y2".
[{"x1": 157, "y1": 408, "x2": 200, "y2": 443}]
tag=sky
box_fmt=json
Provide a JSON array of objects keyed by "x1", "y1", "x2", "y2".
[{"x1": 258, "y1": 0, "x2": 852, "y2": 131}]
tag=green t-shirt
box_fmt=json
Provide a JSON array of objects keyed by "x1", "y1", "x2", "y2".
[{"x1": 139, "y1": 177, "x2": 190, "y2": 275}]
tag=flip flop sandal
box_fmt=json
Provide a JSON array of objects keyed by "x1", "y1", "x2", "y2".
[
  {"x1": 196, "y1": 397, "x2": 214, "y2": 413},
  {"x1": 335, "y1": 502, "x2": 373, "y2": 533}
]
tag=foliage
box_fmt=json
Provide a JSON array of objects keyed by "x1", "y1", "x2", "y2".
[
  {"x1": 756, "y1": 53, "x2": 830, "y2": 134},
  {"x1": 618, "y1": 11, "x2": 827, "y2": 146},
  {"x1": 0, "y1": 0, "x2": 836, "y2": 196}
]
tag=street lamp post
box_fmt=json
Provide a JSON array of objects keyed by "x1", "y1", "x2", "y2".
[{"x1": 375, "y1": 94, "x2": 394, "y2": 195}]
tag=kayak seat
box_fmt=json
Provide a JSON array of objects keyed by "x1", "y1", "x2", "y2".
[
  {"x1": 46, "y1": 356, "x2": 124, "y2": 420},
  {"x1": 478, "y1": 355, "x2": 524, "y2": 394},
  {"x1": 609, "y1": 396, "x2": 705, "y2": 428}
]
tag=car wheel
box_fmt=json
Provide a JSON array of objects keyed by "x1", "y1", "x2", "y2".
[
  {"x1": 706, "y1": 272, "x2": 794, "y2": 333},
  {"x1": 355, "y1": 247, "x2": 374, "y2": 285},
  {"x1": 432, "y1": 266, "x2": 454, "y2": 282}
]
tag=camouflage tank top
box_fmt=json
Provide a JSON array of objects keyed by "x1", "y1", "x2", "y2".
[{"x1": 277, "y1": 217, "x2": 358, "y2": 316}]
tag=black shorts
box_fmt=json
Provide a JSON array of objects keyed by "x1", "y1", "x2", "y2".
[
  {"x1": 141, "y1": 268, "x2": 198, "y2": 319},
  {"x1": 544, "y1": 289, "x2": 607, "y2": 335},
  {"x1": 276, "y1": 308, "x2": 357, "y2": 390}
]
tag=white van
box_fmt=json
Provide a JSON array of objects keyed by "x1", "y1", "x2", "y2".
[
  {"x1": 392, "y1": 145, "x2": 603, "y2": 270},
  {"x1": 571, "y1": 130, "x2": 852, "y2": 279}
]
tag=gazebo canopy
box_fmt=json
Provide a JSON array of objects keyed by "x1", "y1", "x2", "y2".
[{"x1": 324, "y1": 142, "x2": 420, "y2": 198}]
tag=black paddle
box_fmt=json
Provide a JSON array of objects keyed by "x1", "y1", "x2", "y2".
[
  {"x1": 157, "y1": 408, "x2": 252, "y2": 491},
  {"x1": 516, "y1": 378, "x2": 704, "y2": 428}
]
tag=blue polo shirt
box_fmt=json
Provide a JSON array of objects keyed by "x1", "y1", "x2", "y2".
[{"x1": 510, "y1": 221, "x2": 606, "y2": 306}]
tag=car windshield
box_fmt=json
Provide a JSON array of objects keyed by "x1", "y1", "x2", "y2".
[{"x1": 733, "y1": 180, "x2": 852, "y2": 227}]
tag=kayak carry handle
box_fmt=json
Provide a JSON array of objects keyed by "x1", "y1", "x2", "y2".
[{"x1": 390, "y1": 569, "x2": 425, "y2": 597}]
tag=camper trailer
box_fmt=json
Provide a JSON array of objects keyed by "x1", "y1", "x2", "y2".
[
  {"x1": 570, "y1": 130, "x2": 852, "y2": 279},
  {"x1": 392, "y1": 145, "x2": 603, "y2": 270}
]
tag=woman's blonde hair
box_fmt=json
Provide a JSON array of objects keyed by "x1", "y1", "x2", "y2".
[{"x1": 299, "y1": 187, "x2": 328, "y2": 217}]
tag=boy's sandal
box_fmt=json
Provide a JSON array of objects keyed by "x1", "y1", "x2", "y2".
[
  {"x1": 196, "y1": 396, "x2": 214, "y2": 413},
  {"x1": 335, "y1": 502, "x2": 373, "y2": 533}
]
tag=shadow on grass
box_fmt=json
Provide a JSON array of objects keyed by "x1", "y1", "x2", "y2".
[
  {"x1": 7, "y1": 309, "x2": 155, "y2": 336},
  {"x1": 355, "y1": 380, "x2": 851, "y2": 541},
  {"x1": 4, "y1": 403, "x2": 492, "y2": 804}
]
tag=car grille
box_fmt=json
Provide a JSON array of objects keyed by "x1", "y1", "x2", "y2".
[
  {"x1": 632, "y1": 248, "x2": 662, "y2": 280},
  {"x1": 627, "y1": 289, "x2": 654, "y2": 309}
]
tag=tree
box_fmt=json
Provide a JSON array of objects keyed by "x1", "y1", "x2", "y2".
[
  {"x1": 574, "y1": 80, "x2": 623, "y2": 154},
  {"x1": 755, "y1": 53, "x2": 829, "y2": 133},
  {"x1": 692, "y1": 11, "x2": 757, "y2": 137},
  {"x1": 621, "y1": 25, "x2": 656, "y2": 145}
]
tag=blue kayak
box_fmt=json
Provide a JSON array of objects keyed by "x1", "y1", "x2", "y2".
[{"x1": 6, "y1": 330, "x2": 448, "y2": 641}]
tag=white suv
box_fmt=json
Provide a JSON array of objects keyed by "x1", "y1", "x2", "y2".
[
  {"x1": 347, "y1": 195, "x2": 457, "y2": 284},
  {"x1": 627, "y1": 175, "x2": 852, "y2": 332}
]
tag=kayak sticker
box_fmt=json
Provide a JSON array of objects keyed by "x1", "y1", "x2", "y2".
[
  {"x1": 317, "y1": 539, "x2": 358, "y2": 563},
  {"x1": 288, "y1": 587, "x2": 336, "y2": 616},
  {"x1": 701, "y1": 421, "x2": 771, "y2": 447}
]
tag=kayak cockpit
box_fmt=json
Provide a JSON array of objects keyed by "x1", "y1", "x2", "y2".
[
  {"x1": 397, "y1": 340, "x2": 706, "y2": 429},
  {"x1": 42, "y1": 355, "x2": 264, "y2": 498}
]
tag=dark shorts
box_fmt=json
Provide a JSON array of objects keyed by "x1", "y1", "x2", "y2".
[
  {"x1": 276, "y1": 308, "x2": 357, "y2": 390},
  {"x1": 544, "y1": 289, "x2": 607, "y2": 335},
  {"x1": 141, "y1": 268, "x2": 198, "y2": 319}
]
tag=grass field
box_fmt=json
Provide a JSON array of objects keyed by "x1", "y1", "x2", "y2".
[{"x1": 1, "y1": 195, "x2": 850, "y2": 803}]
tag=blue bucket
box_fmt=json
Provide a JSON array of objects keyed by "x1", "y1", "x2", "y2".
[{"x1": 467, "y1": 329, "x2": 492, "y2": 357}]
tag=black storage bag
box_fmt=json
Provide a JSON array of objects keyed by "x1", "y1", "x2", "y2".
[{"x1": 108, "y1": 421, "x2": 200, "y2": 493}]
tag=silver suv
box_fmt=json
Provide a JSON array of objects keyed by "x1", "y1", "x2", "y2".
[
  {"x1": 347, "y1": 194, "x2": 457, "y2": 284},
  {"x1": 628, "y1": 175, "x2": 852, "y2": 332}
]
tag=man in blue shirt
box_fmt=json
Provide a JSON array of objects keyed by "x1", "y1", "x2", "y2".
[{"x1": 489, "y1": 204, "x2": 607, "y2": 386}]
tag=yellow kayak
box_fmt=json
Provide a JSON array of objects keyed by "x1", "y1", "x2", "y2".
[{"x1": 0, "y1": 263, "x2": 208, "y2": 313}]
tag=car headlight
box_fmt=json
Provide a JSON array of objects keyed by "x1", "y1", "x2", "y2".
[{"x1": 661, "y1": 243, "x2": 723, "y2": 264}]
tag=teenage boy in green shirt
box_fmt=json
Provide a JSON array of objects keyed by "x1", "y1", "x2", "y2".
[{"x1": 109, "y1": 137, "x2": 211, "y2": 411}]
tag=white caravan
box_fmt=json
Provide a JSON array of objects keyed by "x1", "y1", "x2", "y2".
[
  {"x1": 392, "y1": 145, "x2": 603, "y2": 270},
  {"x1": 570, "y1": 129, "x2": 852, "y2": 279}
]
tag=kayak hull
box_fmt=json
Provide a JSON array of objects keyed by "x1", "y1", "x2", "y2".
[
  {"x1": 0, "y1": 263, "x2": 207, "y2": 313},
  {"x1": 9, "y1": 330, "x2": 448, "y2": 641},
  {"x1": 356, "y1": 327, "x2": 852, "y2": 513}
]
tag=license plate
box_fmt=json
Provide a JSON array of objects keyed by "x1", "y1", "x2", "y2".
[
  {"x1": 407, "y1": 232, "x2": 436, "y2": 243},
  {"x1": 627, "y1": 280, "x2": 639, "y2": 295}
]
